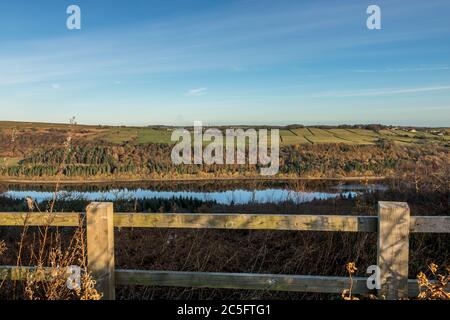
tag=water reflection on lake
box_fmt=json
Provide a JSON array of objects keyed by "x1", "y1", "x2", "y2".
[{"x1": 2, "y1": 188, "x2": 358, "y2": 205}]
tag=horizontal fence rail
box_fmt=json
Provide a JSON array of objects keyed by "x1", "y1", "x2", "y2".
[
  {"x1": 0, "y1": 212, "x2": 449, "y2": 233},
  {"x1": 0, "y1": 212, "x2": 80, "y2": 227},
  {"x1": 113, "y1": 213, "x2": 377, "y2": 232},
  {"x1": 0, "y1": 201, "x2": 449, "y2": 300},
  {"x1": 0, "y1": 266, "x2": 425, "y2": 296}
]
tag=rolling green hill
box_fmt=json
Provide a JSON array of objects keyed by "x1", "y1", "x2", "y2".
[{"x1": 1, "y1": 121, "x2": 448, "y2": 148}]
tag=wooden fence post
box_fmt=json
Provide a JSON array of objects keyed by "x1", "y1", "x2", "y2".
[
  {"x1": 377, "y1": 201, "x2": 410, "y2": 299},
  {"x1": 86, "y1": 202, "x2": 115, "y2": 300}
]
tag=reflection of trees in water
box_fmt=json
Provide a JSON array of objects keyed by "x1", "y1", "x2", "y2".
[{"x1": 0, "y1": 179, "x2": 383, "y2": 194}]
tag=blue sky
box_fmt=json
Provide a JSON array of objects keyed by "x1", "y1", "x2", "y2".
[{"x1": 0, "y1": 0, "x2": 449, "y2": 126}]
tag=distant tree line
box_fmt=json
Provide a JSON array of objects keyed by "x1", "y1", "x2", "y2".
[{"x1": 0, "y1": 142, "x2": 447, "y2": 179}]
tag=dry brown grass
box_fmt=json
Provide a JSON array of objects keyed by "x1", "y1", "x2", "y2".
[
  {"x1": 341, "y1": 262, "x2": 360, "y2": 300},
  {"x1": 417, "y1": 263, "x2": 450, "y2": 300},
  {"x1": 341, "y1": 262, "x2": 450, "y2": 300},
  {"x1": 0, "y1": 240, "x2": 6, "y2": 256},
  {"x1": 21, "y1": 221, "x2": 102, "y2": 300}
]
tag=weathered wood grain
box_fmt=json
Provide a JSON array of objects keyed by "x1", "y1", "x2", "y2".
[
  {"x1": 87, "y1": 202, "x2": 115, "y2": 300},
  {"x1": 0, "y1": 266, "x2": 439, "y2": 296},
  {"x1": 0, "y1": 212, "x2": 80, "y2": 227},
  {"x1": 114, "y1": 213, "x2": 378, "y2": 232},
  {"x1": 377, "y1": 202, "x2": 410, "y2": 299},
  {"x1": 410, "y1": 216, "x2": 450, "y2": 233},
  {"x1": 0, "y1": 212, "x2": 448, "y2": 234},
  {"x1": 0, "y1": 266, "x2": 66, "y2": 281},
  {"x1": 115, "y1": 269, "x2": 369, "y2": 293},
  {"x1": 115, "y1": 270, "x2": 428, "y2": 296}
]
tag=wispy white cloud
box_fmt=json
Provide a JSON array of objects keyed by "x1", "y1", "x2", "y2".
[
  {"x1": 186, "y1": 87, "x2": 208, "y2": 96},
  {"x1": 51, "y1": 83, "x2": 60, "y2": 89},
  {"x1": 354, "y1": 66, "x2": 450, "y2": 73},
  {"x1": 316, "y1": 85, "x2": 450, "y2": 98}
]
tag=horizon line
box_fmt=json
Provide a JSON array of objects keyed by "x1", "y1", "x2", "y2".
[{"x1": 0, "y1": 119, "x2": 448, "y2": 129}]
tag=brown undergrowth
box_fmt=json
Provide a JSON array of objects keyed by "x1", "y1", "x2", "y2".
[{"x1": 342, "y1": 262, "x2": 449, "y2": 300}]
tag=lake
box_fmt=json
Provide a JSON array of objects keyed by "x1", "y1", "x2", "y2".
[{"x1": 0, "y1": 180, "x2": 386, "y2": 205}]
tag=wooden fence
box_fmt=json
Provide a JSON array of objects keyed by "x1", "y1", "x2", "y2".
[{"x1": 0, "y1": 201, "x2": 449, "y2": 300}]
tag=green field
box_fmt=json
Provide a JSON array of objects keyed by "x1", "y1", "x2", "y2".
[
  {"x1": 280, "y1": 127, "x2": 448, "y2": 146},
  {"x1": 0, "y1": 121, "x2": 449, "y2": 147},
  {"x1": 0, "y1": 157, "x2": 21, "y2": 167}
]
